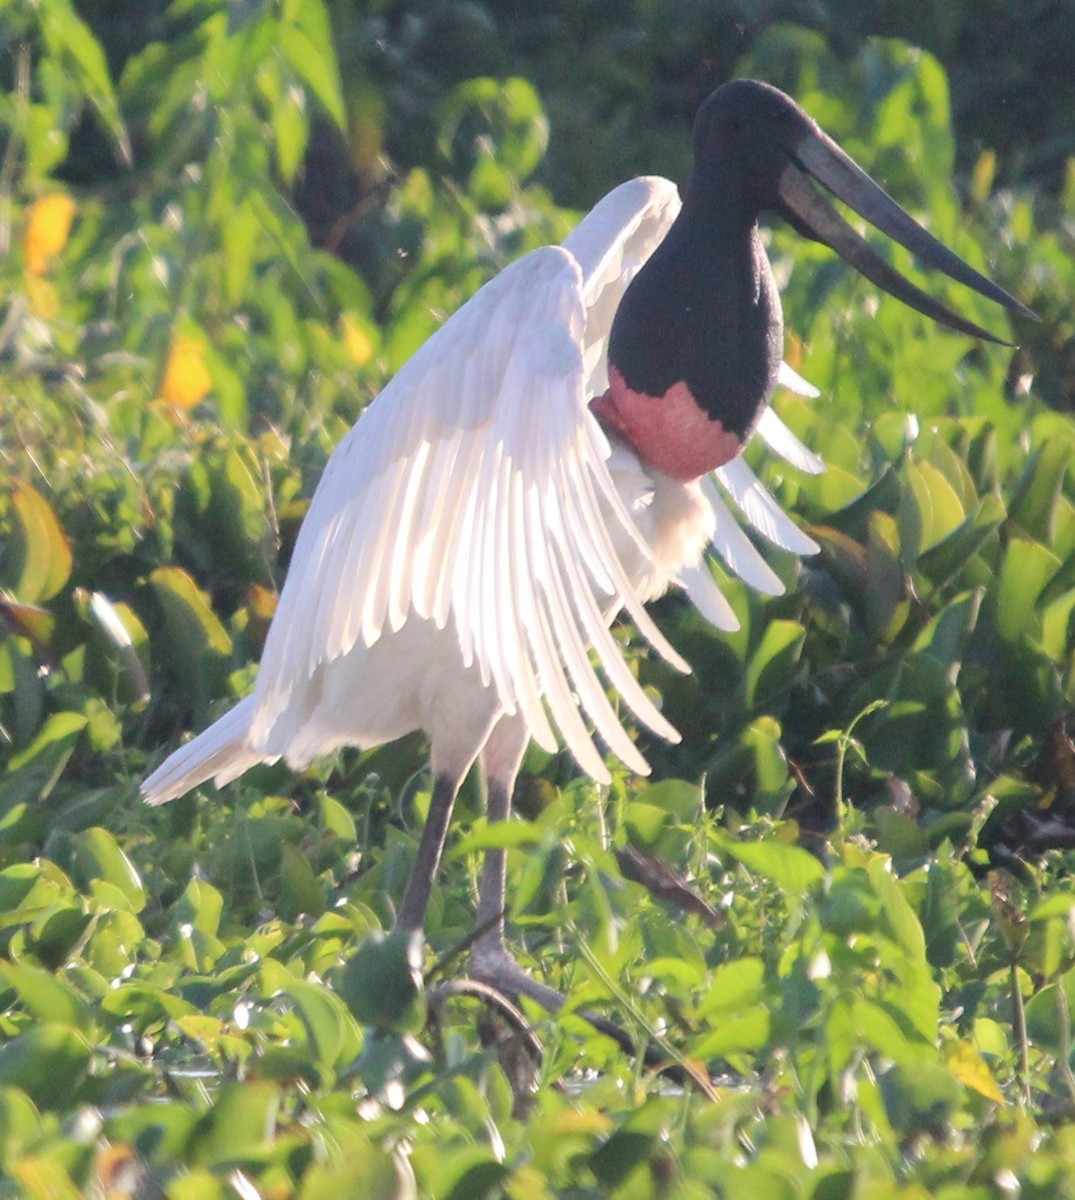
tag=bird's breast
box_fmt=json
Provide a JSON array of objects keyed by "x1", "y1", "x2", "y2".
[
  {"x1": 591, "y1": 365, "x2": 743, "y2": 482},
  {"x1": 601, "y1": 436, "x2": 715, "y2": 604}
]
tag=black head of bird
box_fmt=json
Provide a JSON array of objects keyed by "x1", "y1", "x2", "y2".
[{"x1": 604, "y1": 79, "x2": 1036, "y2": 482}]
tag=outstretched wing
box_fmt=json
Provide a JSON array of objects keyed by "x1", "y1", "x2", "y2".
[
  {"x1": 248, "y1": 175, "x2": 822, "y2": 784},
  {"x1": 248, "y1": 234, "x2": 685, "y2": 784}
]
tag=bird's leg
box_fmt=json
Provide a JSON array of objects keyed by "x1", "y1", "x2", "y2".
[
  {"x1": 466, "y1": 723, "x2": 696, "y2": 1086},
  {"x1": 469, "y1": 718, "x2": 566, "y2": 1012},
  {"x1": 458, "y1": 719, "x2": 700, "y2": 1086},
  {"x1": 394, "y1": 771, "x2": 461, "y2": 934}
]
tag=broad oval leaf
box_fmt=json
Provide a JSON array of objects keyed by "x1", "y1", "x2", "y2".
[
  {"x1": 0, "y1": 1024, "x2": 91, "y2": 1110},
  {"x1": 718, "y1": 836, "x2": 824, "y2": 898},
  {"x1": 0, "y1": 481, "x2": 72, "y2": 603}
]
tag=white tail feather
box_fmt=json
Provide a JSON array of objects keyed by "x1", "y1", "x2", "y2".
[{"x1": 142, "y1": 696, "x2": 270, "y2": 805}]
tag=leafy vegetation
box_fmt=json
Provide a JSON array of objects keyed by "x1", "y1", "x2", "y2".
[{"x1": 3, "y1": 1, "x2": 1075, "y2": 1196}]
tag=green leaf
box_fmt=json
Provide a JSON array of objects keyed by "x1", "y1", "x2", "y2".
[
  {"x1": 879, "y1": 1061, "x2": 961, "y2": 1136},
  {"x1": 898, "y1": 458, "x2": 966, "y2": 565},
  {"x1": 912, "y1": 589, "x2": 982, "y2": 678},
  {"x1": 718, "y1": 836, "x2": 824, "y2": 898},
  {"x1": 66, "y1": 827, "x2": 146, "y2": 912},
  {"x1": 849, "y1": 655, "x2": 969, "y2": 774},
  {"x1": 339, "y1": 930, "x2": 426, "y2": 1034},
  {"x1": 693, "y1": 1006, "x2": 772, "y2": 1061},
  {"x1": 744, "y1": 620, "x2": 806, "y2": 708},
  {"x1": 1042, "y1": 587, "x2": 1075, "y2": 661},
  {"x1": 917, "y1": 492, "x2": 1005, "y2": 588},
  {"x1": 78, "y1": 590, "x2": 151, "y2": 705},
  {"x1": 996, "y1": 537, "x2": 1060, "y2": 642},
  {"x1": 147, "y1": 566, "x2": 233, "y2": 715},
  {"x1": 272, "y1": 82, "x2": 310, "y2": 184},
  {"x1": 278, "y1": 26, "x2": 346, "y2": 130},
  {"x1": 589, "y1": 1102, "x2": 672, "y2": 1189},
  {"x1": 220, "y1": 197, "x2": 263, "y2": 306},
  {"x1": 298, "y1": 1137, "x2": 412, "y2": 1200},
  {"x1": 865, "y1": 511, "x2": 908, "y2": 643},
  {"x1": 188, "y1": 1081, "x2": 281, "y2": 1167},
  {"x1": 0, "y1": 1024, "x2": 91, "y2": 1110},
  {"x1": 699, "y1": 956, "x2": 766, "y2": 1016},
  {"x1": 5, "y1": 711, "x2": 87, "y2": 805},
  {"x1": 277, "y1": 841, "x2": 325, "y2": 920},
  {"x1": 468, "y1": 152, "x2": 513, "y2": 210},
  {"x1": 283, "y1": 979, "x2": 363, "y2": 1073},
  {"x1": 0, "y1": 963, "x2": 94, "y2": 1033},
  {"x1": 1008, "y1": 436, "x2": 1071, "y2": 545},
  {"x1": 633, "y1": 778, "x2": 702, "y2": 822},
  {"x1": 867, "y1": 857, "x2": 926, "y2": 961},
  {"x1": 39, "y1": 0, "x2": 131, "y2": 162},
  {"x1": 172, "y1": 878, "x2": 224, "y2": 938},
  {"x1": 24, "y1": 104, "x2": 70, "y2": 182},
  {"x1": 623, "y1": 801, "x2": 668, "y2": 848},
  {"x1": 432, "y1": 1147, "x2": 510, "y2": 1200},
  {"x1": 0, "y1": 1086, "x2": 43, "y2": 1157}
]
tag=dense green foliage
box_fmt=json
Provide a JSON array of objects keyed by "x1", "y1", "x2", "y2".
[{"x1": 3, "y1": 1, "x2": 1075, "y2": 1196}]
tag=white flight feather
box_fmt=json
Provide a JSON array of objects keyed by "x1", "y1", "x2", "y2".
[
  {"x1": 680, "y1": 564, "x2": 739, "y2": 631},
  {"x1": 715, "y1": 457, "x2": 820, "y2": 555},
  {"x1": 756, "y1": 407, "x2": 825, "y2": 475},
  {"x1": 776, "y1": 360, "x2": 820, "y2": 398},
  {"x1": 699, "y1": 475, "x2": 784, "y2": 596}
]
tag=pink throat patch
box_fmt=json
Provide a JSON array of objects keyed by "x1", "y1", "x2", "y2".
[{"x1": 591, "y1": 366, "x2": 743, "y2": 481}]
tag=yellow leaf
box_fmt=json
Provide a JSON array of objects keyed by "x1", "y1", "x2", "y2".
[
  {"x1": 24, "y1": 193, "x2": 76, "y2": 277},
  {"x1": 340, "y1": 313, "x2": 376, "y2": 366},
  {"x1": 12, "y1": 1155, "x2": 80, "y2": 1200},
  {"x1": 1, "y1": 479, "x2": 73, "y2": 603},
  {"x1": 93, "y1": 1142, "x2": 144, "y2": 1199},
  {"x1": 159, "y1": 333, "x2": 212, "y2": 410},
  {"x1": 945, "y1": 1037, "x2": 1005, "y2": 1104}
]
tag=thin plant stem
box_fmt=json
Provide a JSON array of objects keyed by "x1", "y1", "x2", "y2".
[{"x1": 1011, "y1": 963, "x2": 1031, "y2": 1107}]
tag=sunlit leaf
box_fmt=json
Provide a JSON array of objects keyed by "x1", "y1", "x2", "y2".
[
  {"x1": 996, "y1": 537, "x2": 1059, "y2": 642},
  {"x1": 279, "y1": 25, "x2": 346, "y2": 130},
  {"x1": 718, "y1": 836, "x2": 824, "y2": 898},
  {"x1": 66, "y1": 827, "x2": 146, "y2": 912},
  {"x1": 0, "y1": 480, "x2": 73, "y2": 603}
]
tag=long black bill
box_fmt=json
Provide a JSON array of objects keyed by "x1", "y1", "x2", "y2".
[{"x1": 776, "y1": 128, "x2": 1038, "y2": 344}]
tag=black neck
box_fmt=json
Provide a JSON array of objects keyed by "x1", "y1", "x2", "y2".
[{"x1": 607, "y1": 202, "x2": 782, "y2": 441}]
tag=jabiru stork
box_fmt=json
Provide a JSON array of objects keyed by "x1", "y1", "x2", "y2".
[{"x1": 143, "y1": 80, "x2": 1033, "y2": 1012}]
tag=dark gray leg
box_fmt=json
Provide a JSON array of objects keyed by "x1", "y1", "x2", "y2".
[
  {"x1": 469, "y1": 719, "x2": 566, "y2": 1012},
  {"x1": 394, "y1": 772, "x2": 459, "y2": 933},
  {"x1": 472, "y1": 762, "x2": 512, "y2": 956}
]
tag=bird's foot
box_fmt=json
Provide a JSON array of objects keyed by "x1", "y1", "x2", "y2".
[
  {"x1": 468, "y1": 940, "x2": 698, "y2": 1087},
  {"x1": 469, "y1": 941, "x2": 567, "y2": 1015}
]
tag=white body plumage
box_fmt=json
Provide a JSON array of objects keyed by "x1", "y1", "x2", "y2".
[{"x1": 143, "y1": 176, "x2": 821, "y2": 810}]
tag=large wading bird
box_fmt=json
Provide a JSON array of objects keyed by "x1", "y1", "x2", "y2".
[{"x1": 144, "y1": 80, "x2": 1033, "y2": 1011}]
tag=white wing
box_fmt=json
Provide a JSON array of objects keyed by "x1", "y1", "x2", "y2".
[
  {"x1": 562, "y1": 175, "x2": 683, "y2": 398},
  {"x1": 207, "y1": 175, "x2": 820, "y2": 789},
  {"x1": 248, "y1": 215, "x2": 690, "y2": 783}
]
